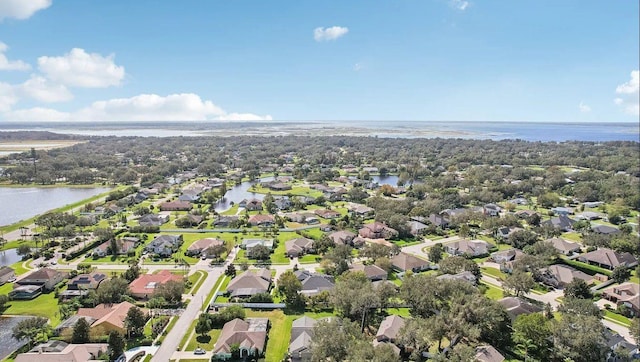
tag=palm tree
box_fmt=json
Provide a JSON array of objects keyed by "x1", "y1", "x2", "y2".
[{"x1": 516, "y1": 338, "x2": 536, "y2": 361}]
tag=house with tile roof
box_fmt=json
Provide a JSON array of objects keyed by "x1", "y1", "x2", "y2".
[
  {"x1": 213, "y1": 318, "x2": 269, "y2": 360},
  {"x1": 546, "y1": 237, "x2": 581, "y2": 256},
  {"x1": 15, "y1": 341, "x2": 108, "y2": 362},
  {"x1": 186, "y1": 238, "x2": 224, "y2": 256},
  {"x1": 75, "y1": 301, "x2": 146, "y2": 335},
  {"x1": 390, "y1": 253, "x2": 430, "y2": 273},
  {"x1": 295, "y1": 270, "x2": 335, "y2": 297},
  {"x1": 578, "y1": 248, "x2": 638, "y2": 270},
  {"x1": 16, "y1": 267, "x2": 65, "y2": 291},
  {"x1": 601, "y1": 282, "x2": 640, "y2": 317},
  {"x1": 285, "y1": 237, "x2": 315, "y2": 258},
  {"x1": 289, "y1": 316, "x2": 317, "y2": 362},
  {"x1": 129, "y1": 270, "x2": 183, "y2": 299},
  {"x1": 539, "y1": 264, "x2": 595, "y2": 288},
  {"x1": 444, "y1": 239, "x2": 492, "y2": 257},
  {"x1": 227, "y1": 269, "x2": 272, "y2": 299}
]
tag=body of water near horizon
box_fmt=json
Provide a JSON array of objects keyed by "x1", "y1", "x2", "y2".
[
  {"x1": 0, "y1": 121, "x2": 637, "y2": 142},
  {"x1": 0, "y1": 187, "x2": 111, "y2": 227}
]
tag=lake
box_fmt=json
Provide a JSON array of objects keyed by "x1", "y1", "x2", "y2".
[
  {"x1": 0, "y1": 187, "x2": 111, "y2": 227},
  {"x1": 372, "y1": 175, "x2": 400, "y2": 186},
  {"x1": 0, "y1": 316, "x2": 30, "y2": 360},
  {"x1": 213, "y1": 177, "x2": 273, "y2": 212},
  {"x1": 0, "y1": 248, "x2": 21, "y2": 267}
]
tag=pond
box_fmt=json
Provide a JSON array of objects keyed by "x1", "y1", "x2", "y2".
[
  {"x1": 0, "y1": 187, "x2": 111, "y2": 227},
  {"x1": 214, "y1": 177, "x2": 274, "y2": 213},
  {"x1": 371, "y1": 175, "x2": 400, "y2": 186},
  {"x1": 0, "y1": 316, "x2": 31, "y2": 360},
  {"x1": 0, "y1": 248, "x2": 21, "y2": 267}
]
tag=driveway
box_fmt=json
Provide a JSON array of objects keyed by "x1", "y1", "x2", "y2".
[{"x1": 400, "y1": 235, "x2": 462, "y2": 259}]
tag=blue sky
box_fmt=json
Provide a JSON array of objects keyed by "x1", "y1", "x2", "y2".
[{"x1": 0, "y1": 0, "x2": 638, "y2": 122}]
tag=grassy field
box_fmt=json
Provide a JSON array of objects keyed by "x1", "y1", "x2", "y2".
[
  {"x1": 9, "y1": 260, "x2": 32, "y2": 275},
  {"x1": 188, "y1": 270, "x2": 208, "y2": 294},
  {"x1": 481, "y1": 267, "x2": 508, "y2": 281},
  {"x1": 480, "y1": 282, "x2": 505, "y2": 300},
  {"x1": 4, "y1": 291, "x2": 62, "y2": 326},
  {"x1": 245, "y1": 310, "x2": 292, "y2": 362},
  {"x1": 187, "y1": 328, "x2": 221, "y2": 351}
]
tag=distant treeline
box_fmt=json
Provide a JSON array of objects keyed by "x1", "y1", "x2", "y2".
[{"x1": 0, "y1": 131, "x2": 85, "y2": 141}]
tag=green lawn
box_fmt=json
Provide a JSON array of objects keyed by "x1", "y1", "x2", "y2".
[
  {"x1": 4, "y1": 290, "x2": 62, "y2": 326},
  {"x1": 187, "y1": 328, "x2": 221, "y2": 350},
  {"x1": 481, "y1": 267, "x2": 508, "y2": 281},
  {"x1": 188, "y1": 270, "x2": 208, "y2": 294},
  {"x1": 480, "y1": 282, "x2": 504, "y2": 300},
  {"x1": 179, "y1": 319, "x2": 199, "y2": 350},
  {"x1": 298, "y1": 254, "x2": 321, "y2": 264},
  {"x1": 603, "y1": 310, "x2": 632, "y2": 327},
  {"x1": 203, "y1": 274, "x2": 230, "y2": 311},
  {"x1": 245, "y1": 310, "x2": 292, "y2": 362},
  {"x1": 10, "y1": 260, "x2": 32, "y2": 275}
]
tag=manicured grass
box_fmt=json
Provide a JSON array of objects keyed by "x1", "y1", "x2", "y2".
[
  {"x1": 481, "y1": 267, "x2": 508, "y2": 281},
  {"x1": 245, "y1": 310, "x2": 291, "y2": 362},
  {"x1": 189, "y1": 270, "x2": 208, "y2": 294},
  {"x1": 558, "y1": 258, "x2": 612, "y2": 276},
  {"x1": 10, "y1": 260, "x2": 32, "y2": 275},
  {"x1": 387, "y1": 308, "x2": 411, "y2": 317},
  {"x1": 603, "y1": 310, "x2": 632, "y2": 327},
  {"x1": 203, "y1": 274, "x2": 229, "y2": 311},
  {"x1": 157, "y1": 316, "x2": 178, "y2": 344},
  {"x1": 187, "y1": 328, "x2": 221, "y2": 351},
  {"x1": 220, "y1": 204, "x2": 240, "y2": 216},
  {"x1": 179, "y1": 319, "x2": 199, "y2": 350},
  {"x1": 298, "y1": 254, "x2": 321, "y2": 264},
  {"x1": 4, "y1": 291, "x2": 61, "y2": 326},
  {"x1": 481, "y1": 282, "x2": 504, "y2": 300}
]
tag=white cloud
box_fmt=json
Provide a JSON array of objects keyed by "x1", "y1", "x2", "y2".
[
  {"x1": 450, "y1": 0, "x2": 469, "y2": 10},
  {"x1": 5, "y1": 107, "x2": 69, "y2": 121},
  {"x1": 0, "y1": 82, "x2": 17, "y2": 112},
  {"x1": 0, "y1": 0, "x2": 51, "y2": 21},
  {"x1": 578, "y1": 101, "x2": 591, "y2": 113},
  {"x1": 218, "y1": 113, "x2": 273, "y2": 122},
  {"x1": 38, "y1": 48, "x2": 125, "y2": 88},
  {"x1": 314, "y1": 26, "x2": 349, "y2": 42},
  {"x1": 18, "y1": 75, "x2": 73, "y2": 103},
  {"x1": 614, "y1": 70, "x2": 639, "y2": 116},
  {"x1": 0, "y1": 42, "x2": 30, "y2": 71}
]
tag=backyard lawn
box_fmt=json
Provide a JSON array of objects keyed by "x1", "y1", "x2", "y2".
[{"x1": 4, "y1": 290, "x2": 62, "y2": 326}]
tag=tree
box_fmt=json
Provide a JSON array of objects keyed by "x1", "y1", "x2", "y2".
[
  {"x1": 503, "y1": 270, "x2": 535, "y2": 297},
  {"x1": 12, "y1": 317, "x2": 50, "y2": 349},
  {"x1": 512, "y1": 313, "x2": 552, "y2": 360},
  {"x1": 97, "y1": 277, "x2": 130, "y2": 303},
  {"x1": 508, "y1": 229, "x2": 539, "y2": 249},
  {"x1": 72, "y1": 317, "x2": 91, "y2": 343},
  {"x1": 123, "y1": 262, "x2": 141, "y2": 283},
  {"x1": 249, "y1": 244, "x2": 271, "y2": 260},
  {"x1": 309, "y1": 317, "x2": 363, "y2": 362},
  {"x1": 558, "y1": 297, "x2": 602, "y2": 317},
  {"x1": 195, "y1": 314, "x2": 213, "y2": 337},
  {"x1": 330, "y1": 271, "x2": 379, "y2": 321},
  {"x1": 552, "y1": 314, "x2": 608, "y2": 362},
  {"x1": 108, "y1": 331, "x2": 125, "y2": 361},
  {"x1": 313, "y1": 234, "x2": 335, "y2": 255},
  {"x1": 428, "y1": 243, "x2": 444, "y2": 263},
  {"x1": 398, "y1": 317, "x2": 434, "y2": 359},
  {"x1": 153, "y1": 279, "x2": 184, "y2": 305},
  {"x1": 124, "y1": 306, "x2": 146, "y2": 338},
  {"x1": 0, "y1": 294, "x2": 9, "y2": 311},
  {"x1": 225, "y1": 263, "x2": 236, "y2": 277},
  {"x1": 611, "y1": 265, "x2": 631, "y2": 284},
  {"x1": 564, "y1": 278, "x2": 592, "y2": 299},
  {"x1": 631, "y1": 318, "x2": 640, "y2": 344},
  {"x1": 16, "y1": 244, "x2": 31, "y2": 256},
  {"x1": 439, "y1": 256, "x2": 481, "y2": 280},
  {"x1": 277, "y1": 270, "x2": 303, "y2": 308}
]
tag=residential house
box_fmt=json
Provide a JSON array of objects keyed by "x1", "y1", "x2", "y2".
[
  {"x1": 539, "y1": 265, "x2": 595, "y2": 288},
  {"x1": 350, "y1": 263, "x2": 388, "y2": 281},
  {"x1": 186, "y1": 238, "x2": 224, "y2": 256},
  {"x1": 541, "y1": 215, "x2": 576, "y2": 232},
  {"x1": 248, "y1": 214, "x2": 275, "y2": 226},
  {"x1": 578, "y1": 248, "x2": 638, "y2": 270},
  {"x1": 374, "y1": 315, "x2": 405, "y2": 355},
  {"x1": 61, "y1": 272, "x2": 107, "y2": 299},
  {"x1": 601, "y1": 282, "x2": 640, "y2": 317},
  {"x1": 604, "y1": 329, "x2": 639, "y2": 361},
  {"x1": 242, "y1": 198, "x2": 263, "y2": 211},
  {"x1": 15, "y1": 341, "x2": 108, "y2": 362},
  {"x1": 54, "y1": 315, "x2": 97, "y2": 335},
  {"x1": 314, "y1": 209, "x2": 341, "y2": 219},
  {"x1": 498, "y1": 297, "x2": 542, "y2": 321},
  {"x1": 144, "y1": 234, "x2": 183, "y2": 257},
  {"x1": 437, "y1": 271, "x2": 478, "y2": 285},
  {"x1": 241, "y1": 239, "x2": 274, "y2": 258},
  {"x1": 93, "y1": 236, "x2": 139, "y2": 257},
  {"x1": 426, "y1": 214, "x2": 449, "y2": 229},
  {"x1": 592, "y1": 225, "x2": 621, "y2": 235},
  {"x1": 289, "y1": 316, "x2": 317, "y2": 362},
  {"x1": 159, "y1": 200, "x2": 193, "y2": 211},
  {"x1": 348, "y1": 204, "x2": 375, "y2": 217},
  {"x1": 547, "y1": 237, "x2": 581, "y2": 256},
  {"x1": 408, "y1": 220, "x2": 429, "y2": 236},
  {"x1": 129, "y1": 270, "x2": 183, "y2": 299},
  {"x1": 483, "y1": 203, "x2": 501, "y2": 217},
  {"x1": 0, "y1": 266, "x2": 15, "y2": 285},
  {"x1": 178, "y1": 191, "x2": 200, "y2": 202},
  {"x1": 213, "y1": 215, "x2": 239, "y2": 227},
  {"x1": 358, "y1": 222, "x2": 398, "y2": 240},
  {"x1": 328, "y1": 230, "x2": 357, "y2": 246},
  {"x1": 16, "y1": 267, "x2": 64, "y2": 291},
  {"x1": 285, "y1": 238, "x2": 315, "y2": 258},
  {"x1": 227, "y1": 269, "x2": 272, "y2": 299},
  {"x1": 138, "y1": 213, "x2": 169, "y2": 227},
  {"x1": 274, "y1": 197, "x2": 292, "y2": 210},
  {"x1": 491, "y1": 249, "x2": 523, "y2": 264},
  {"x1": 515, "y1": 209, "x2": 539, "y2": 219},
  {"x1": 584, "y1": 201, "x2": 605, "y2": 208},
  {"x1": 213, "y1": 318, "x2": 269, "y2": 360},
  {"x1": 444, "y1": 239, "x2": 492, "y2": 257},
  {"x1": 496, "y1": 226, "x2": 522, "y2": 241},
  {"x1": 475, "y1": 345, "x2": 505, "y2": 362},
  {"x1": 551, "y1": 207, "x2": 574, "y2": 216},
  {"x1": 576, "y1": 211, "x2": 603, "y2": 220},
  {"x1": 295, "y1": 270, "x2": 335, "y2": 297},
  {"x1": 75, "y1": 301, "x2": 145, "y2": 335},
  {"x1": 391, "y1": 252, "x2": 430, "y2": 273}
]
